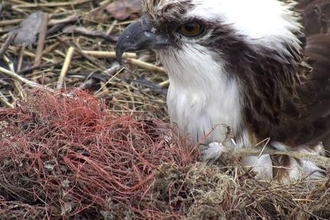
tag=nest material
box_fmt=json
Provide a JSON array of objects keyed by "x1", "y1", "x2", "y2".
[
  {"x1": 0, "y1": 90, "x2": 328, "y2": 220},
  {"x1": 0, "y1": 89, "x2": 195, "y2": 219}
]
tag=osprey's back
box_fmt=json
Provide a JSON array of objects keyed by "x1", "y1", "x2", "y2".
[{"x1": 116, "y1": 0, "x2": 330, "y2": 182}]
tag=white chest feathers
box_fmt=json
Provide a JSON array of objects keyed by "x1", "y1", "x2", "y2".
[
  {"x1": 159, "y1": 44, "x2": 243, "y2": 144},
  {"x1": 167, "y1": 77, "x2": 242, "y2": 144}
]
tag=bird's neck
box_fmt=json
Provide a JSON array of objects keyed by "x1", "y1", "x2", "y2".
[{"x1": 159, "y1": 45, "x2": 245, "y2": 144}]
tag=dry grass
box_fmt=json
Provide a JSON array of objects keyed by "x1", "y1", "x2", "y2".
[
  {"x1": 0, "y1": 0, "x2": 168, "y2": 119},
  {"x1": 0, "y1": 1, "x2": 329, "y2": 220}
]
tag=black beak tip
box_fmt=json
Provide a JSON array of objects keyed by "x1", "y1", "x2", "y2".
[
  {"x1": 115, "y1": 18, "x2": 147, "y2": 64},
  {"x1": 116, "y1": 36, "x2": 127, "y2": 64},
  {"x1": 115, "y1": 47, "x2": 123, "y2": 64}
]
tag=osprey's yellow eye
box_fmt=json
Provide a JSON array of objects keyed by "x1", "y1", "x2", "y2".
[{"x1": 178, "y1": 22, "x2": 204, "y2": 37}]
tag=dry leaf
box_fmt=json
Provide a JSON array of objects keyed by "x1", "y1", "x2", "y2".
[
  {"x1": 106, "y1": 0, "x2": 141, "y2": 21},
  {"x1": 12, "y1": 11, "x2": 44, "y2": 46}
]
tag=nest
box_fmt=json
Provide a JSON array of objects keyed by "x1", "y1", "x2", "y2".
[
  {"x1": 0, "y1": 90, "x2": 328, "y2": 219},
  {"x1": 0, "y1": 1, "x2": 329, "y2": 220}
]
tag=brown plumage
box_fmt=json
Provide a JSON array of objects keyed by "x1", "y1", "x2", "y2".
[{"x1": 295, "y1": 1, "x2": 330, "y2": 147}]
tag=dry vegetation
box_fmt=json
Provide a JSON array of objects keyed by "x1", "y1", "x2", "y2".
[{"x1": 0, "y1": 1, "x2": 329, "y2": 219}]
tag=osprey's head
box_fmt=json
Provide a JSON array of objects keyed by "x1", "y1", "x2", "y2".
[{"x1": 116, "y1": 0, "x2": 302, "y2": 72}]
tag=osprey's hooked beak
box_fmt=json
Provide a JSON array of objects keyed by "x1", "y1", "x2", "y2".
[{"x1": 115, "y1": 16, "x2": 170, "y2": 63}]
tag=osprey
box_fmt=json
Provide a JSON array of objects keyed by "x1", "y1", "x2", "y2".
[{"x1": 116, "y1": 0, "x2": 330, "y2": 181}]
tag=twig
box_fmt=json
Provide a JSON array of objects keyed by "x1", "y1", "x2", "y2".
[
  {"x1": 33, "y1": 12, "x2": 49, "y2": 77},
  {"x1": 81, "y1": 51, "x2": 137, "y2": 59},
  {"x1": 62, "y1": 26, "x2": 118, "y2": 42},
  {"x1": 11, "y1": 0, "x2": 92, "y2": 8},
  {"x1": 0, "y1": 92, "x2": 14, "y2": 108},
  {"x1": 106, "y1": 20, "x2": 118, "y2": 36},
  {"x1": 17, "y1": 61, "x2": 62, "y2": 75},
  {"x1": 0, "y1": 66, "x2": 54, "y2": 92},
  {"x1": 124, "y1": 58, "x2": 166, "y2": 74},
  {"x1": 0, "y1": 32, "x2": 17, "y2": 56},
  {"x1": 57, "y1": 47, "x2": 75, "y2": 89},
  {"x1": 94, "y1": 67, "x2": 124, "y2": 97},
  {"x1": 48, "y1": 14, "x2": 78, "y2": 26},
  {"x1": 0, "y1": 19, "x2": 22, "y2": 26},
  {"x1": 56, "y1": 37, "x2": 102, "y2": 68}
]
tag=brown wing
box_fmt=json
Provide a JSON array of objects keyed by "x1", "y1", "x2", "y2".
[{"x1": 295, "y1": 0, "x2": 330, "y2": 152}]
